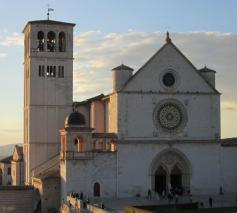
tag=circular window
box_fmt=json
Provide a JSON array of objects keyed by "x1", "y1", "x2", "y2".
[
  {"x1": 158, "y1": 103, "x2": 182, "y2": 130},
  {"x1": 162, "y1": 73, "x2": 175, "y2": 87},
  {"x1": 153, "y1": 99, "x2": 188, "y2": 133}
]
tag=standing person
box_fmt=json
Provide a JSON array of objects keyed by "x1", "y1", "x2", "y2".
[
  {"x1": 80, "y1": 192, "x2": 84, "y2": 200},
  {"x1": 75, "y1": 198, "x2": 79, "y2": 213},
  {"x1": 155, "y1": 191, "x2": 160, "y2": 201},
  {"x1": 162, "y1": 190, "x2": 166, "y2": 199},
  {"x1": 219, "y1": 186, "x2": 223, "y2": 195},
  {"x1": 175, "y1": 194, "x2": 178, "y2": 204},
  {"x1": 189, "y1": 193, "x2": 192, "y2": 203},
  {"x1": 209, "y1": 197, "x2": 213, "y2": 208},
  {"x1": 147, "y1": 189, "x2": 152, "y2": 200}
]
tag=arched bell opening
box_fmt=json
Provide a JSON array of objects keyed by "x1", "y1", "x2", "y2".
[
  {"x1": 47, "y1": 31, "x2": 56, "y2": 52},
  {"x1": 37, "y1": 31, "x2": 44, "y2": 51},
  {"x1": 59, "y1": 32, "x2": 66, "y2": 52}
]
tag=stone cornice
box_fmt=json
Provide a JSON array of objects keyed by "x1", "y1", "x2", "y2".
[
  {"x1": 117, "y1": 139, "x2": 220, "y2": 144},
  {"x1": 117, "y1": 91, "x2": 220, "y2": 95}
]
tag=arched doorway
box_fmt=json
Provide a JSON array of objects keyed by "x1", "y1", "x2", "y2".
[
  {"x1": 150, "y1": 149, "x2": 191, "y2": 194},
  {"x1": 171, "y1": 165, "x2": 182, "y2": 188},
  {"x1": 155, "y1": 166, "x2": 167, "y2": 194},
  {"x1": 0, "y1": 168, "x2": 2, "y2": 185},
  {"x1": 94, "y1": 182, "x2": 100, "y2": 197},
  {"x1": 74, "y1": 136, "x2": 84, "y2": 153}
]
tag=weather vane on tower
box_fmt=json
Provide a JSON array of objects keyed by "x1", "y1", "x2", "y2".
[{"x1": 47, "y1": 5, "x2": 54, "y2": 20}]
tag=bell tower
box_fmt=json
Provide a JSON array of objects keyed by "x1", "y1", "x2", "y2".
[{"x1": 23, "y1": 20, "x2": 75, "y2": 184}]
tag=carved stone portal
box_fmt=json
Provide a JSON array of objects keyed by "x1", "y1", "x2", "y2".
[{"x1": 150, "y1": 149, "x2": 191, "y2": 194}]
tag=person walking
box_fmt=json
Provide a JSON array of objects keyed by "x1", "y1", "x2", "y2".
[
  {"x1": 155, "y1": 191, "x2": 160, "y2": 201},
  {"x1": 209, "y1": 197, "x2": 213, "y2": 208}
]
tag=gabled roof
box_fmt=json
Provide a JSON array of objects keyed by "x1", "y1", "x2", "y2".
[
  {"x1": 0, "y1": 155, "x2": 12, "y2": 164},
  {"x1": 112, "y1": 64, "x2": 134, "y2": 71},
  {"x1": 74, "y1": 94, "x2": 105, "y2": 106},
  {"x1": 221, "y1": 138, "x2": 237, "y2": 147},
  {"x1": 34, "y1": 170, "x2": 60, "y2": 180},
  {"x1": 199, "y1": 66, "x2": 216, "y2": 73},
  {"x1": 23, "y1": 19, "x2": 75, "y2": 32},
  {"x1": 12, "y1": 145, "x2": 23, "y2": 162},
  {"x1": 120, "y1": 38, "x2": 220, "y2": 94},
  {"x1": 15, "y1": 145, "x2": 23, "y2": 156}
]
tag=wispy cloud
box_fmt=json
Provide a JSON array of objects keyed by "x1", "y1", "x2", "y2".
[
  {"x1": 222, "y1": 101, "x2": 237, "y2": 112},
  {"x1": 0, "y1": 128, "x2": 23, "y2": 133},
  {"x1": 0, "y1": 53, "x2": 7, "y2": 58},
  {"x1": 0, "y1": 32, "x2": 23, "y2": 46},
  {"x1": 73, "y1": 31, "x2": 237, "y2": 102}
]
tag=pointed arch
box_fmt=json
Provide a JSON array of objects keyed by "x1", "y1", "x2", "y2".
[
  {"x1": 74, "y1": 136, "x2": 84, "y2": 152},
  {"x1": 93, "y1": 182, "x2": 100, "y2": 197},
  {"x1": 47, "y1": 31, "x2": 56, "y2": 52},
  {"x1": 170, "y1": 164, "x2": 183, "y2": 189},
  {"x1": 150, "y1": 148, "x2": 192, "y2": 193},
  {"x1": 154, "y1": 165, "x2": 168, "y2": 194},
  {"x1": 37, "y1": 31, "x2": 44, "y2": 51},
  {"x1": 7, "y1": 167, "x2": 11, "y2": 175},
  {"x1": 150, "y1": 148, "x2": 192, "y2": 176},
  {"x1": 59, "y1": 32, "x2": 66, "y2": 52}
]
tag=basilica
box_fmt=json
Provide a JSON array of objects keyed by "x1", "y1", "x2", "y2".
[{"x1": 0, "y1": 19, "x2": 237, "y2": 213}]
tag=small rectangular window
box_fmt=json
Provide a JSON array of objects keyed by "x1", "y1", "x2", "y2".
[
  {"x1": 53, "y1": 66, "x2": 56, "y2": 77},
  {"x1": 58, "y1": 66, "x2": 61, "y2": 77},
  {"x1": 50, "y1": 66, "x2": 53, "y2": 77},
  {"x1": 58, "y1": 66, "x2": 64, "y2": 78},
  {"x1": 62, "y1": 66, "x2": 64, "y2": 77},
  {"x1": 38, "y1": 65, "x2": 45, "y2": 77},
  {"x1": 38, "y1": 65, "x2": 41, "y2": 76},
  {"x1": 42, "y1": 65, "x2": 45, "y2": 77},
  {"x1": 46, "y1": 66, "x2": 50, "y2": 77},
  {"x1": 49, "y1": 66, "x2": 56, "y2": 77}
]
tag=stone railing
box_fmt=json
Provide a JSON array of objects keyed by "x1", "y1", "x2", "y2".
[{"x1": 61, "y1": 151, "x2": 93, "y2": 160}]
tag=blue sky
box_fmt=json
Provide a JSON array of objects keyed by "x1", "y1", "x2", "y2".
[
  {"x1": 1, "y1": 0, "x2": 237, "y2": 33},
  {"x1": 0, "y1": 0, "x2": 237, "y2": 145}
]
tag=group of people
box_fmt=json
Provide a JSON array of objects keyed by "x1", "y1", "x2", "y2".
[
  {"x1": 147, "y1": 186, "x2": 184, "y2": 203},
  {"x1": 69, "y1": 192, "x2": 90, "y2": 209},
  {"x1": 147, "y1": 188, "x2": 216, "y2": 208},
  {"x1": 69, "y1": 192, "x2": 105, "y2": 210}
]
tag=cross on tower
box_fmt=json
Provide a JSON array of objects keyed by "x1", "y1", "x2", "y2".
[{"x1": 47, "y1": 5, "x2": 54, "y2": 20}]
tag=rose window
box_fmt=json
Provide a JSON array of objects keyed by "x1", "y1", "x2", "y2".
[{"x1": 157, "y1": 103, "x2": 182, "y2": 130}]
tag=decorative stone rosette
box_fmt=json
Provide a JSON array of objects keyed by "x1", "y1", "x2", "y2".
[{"x1": 153, "y1": 99, "x2": 187, "y2": 134}]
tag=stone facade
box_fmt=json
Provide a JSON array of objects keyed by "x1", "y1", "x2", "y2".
[
  {"x1": 2, "y1": 19, "x2": 237, "y2": 213},
  {"x1": 0, "y1": 156, "x2": 12, "y2": 185},
  {"x1": 11, "y1": 145, "x2": 24, "y2": 185},
  {"x1": 64, "y1": 34, "x2": 236, "y2": 199},
  {"x1": 23, "y1": 20, "x2": 75, "y2": 184}
]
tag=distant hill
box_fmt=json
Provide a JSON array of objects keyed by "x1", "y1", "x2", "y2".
[{"x1": 0, "y1": 144, "x2": 22, "y2": 159}]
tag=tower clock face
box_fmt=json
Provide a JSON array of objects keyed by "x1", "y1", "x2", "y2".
[{"x1": 158, "y1": 103, "x2": 182, "y2": 130}]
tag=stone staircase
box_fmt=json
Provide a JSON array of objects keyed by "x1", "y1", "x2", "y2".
[
  {"x1": 31, "y1": 154, "x2": 60, "y2": 178},
  {"x1": 0, "y1": 186, "x2": 34, "y2": 213}
]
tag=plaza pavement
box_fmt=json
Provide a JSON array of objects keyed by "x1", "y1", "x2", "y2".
[{"x1": 89, "y1": 193, "x2": 237, "y2": 213}]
